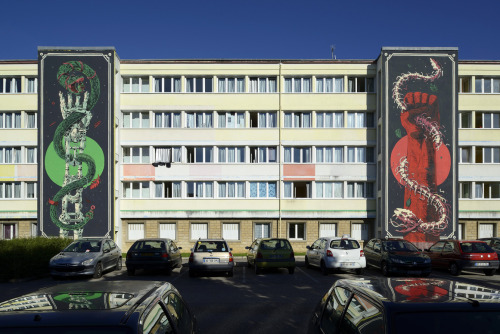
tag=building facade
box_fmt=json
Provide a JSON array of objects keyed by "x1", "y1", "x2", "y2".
[{"x1": 0, "y1": 47, "x2": 499, "y2": 253}]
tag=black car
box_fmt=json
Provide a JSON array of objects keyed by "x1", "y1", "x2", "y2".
[
  {"x1": 0, "y1": 280, "x2": 197, "y2": 333},
  {"x1": 126, "y1": 238, "x2": 183, "y2": 276},
  {"x1": 308, "y1": 278, "x2": 500, "y2": 334},
  {"x1": 363, "y1": 238, "x2": 431, "y2": 276}
]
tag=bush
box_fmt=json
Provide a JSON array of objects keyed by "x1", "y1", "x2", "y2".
[{"x1": 0, "y1": 237, "x2": 73, "y2": 281}]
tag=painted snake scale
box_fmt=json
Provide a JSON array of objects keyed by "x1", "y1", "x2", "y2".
[
  {"x1": 390, "y1": 58, "x2": 450, "y2": 236},
  {"x1": 49, "y1": 61, "x2": 100, "y2": 234}
]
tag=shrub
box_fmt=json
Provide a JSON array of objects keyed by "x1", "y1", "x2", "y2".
[{"x1": 0, "y1": 237, "x2": 73, "y2": 281}]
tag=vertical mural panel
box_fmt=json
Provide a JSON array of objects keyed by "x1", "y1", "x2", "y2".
[
  {"x1": 38, "y1": 48, "x2": 115, "y2": 238},
  {"x1": 382, "y1": 49, "x2": 458, "y2": 249}
]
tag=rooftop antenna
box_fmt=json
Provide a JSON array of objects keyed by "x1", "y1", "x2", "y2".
[{"x1": 330, "y1": 45, "x2": 336, "y2": 60}]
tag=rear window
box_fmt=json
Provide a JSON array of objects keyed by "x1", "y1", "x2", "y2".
[
  {"x1": 259, "y1": 239, "x2": 291, "y2": 250},
  {"x1": 330, "y1": 239, "x2": 360, "y2": 250},
  {"x1": 131, "y1": 240, "x2": 166, "y2": 252},
  {"x1": 459, "y1": 242, "x2": 494, "y2": 253},
  {"x1": 64, "y1": 240, "x2": 101, "y2": 253},
  {"x1": 195, "y1": 241, "x2": 228, "y2": 252}
]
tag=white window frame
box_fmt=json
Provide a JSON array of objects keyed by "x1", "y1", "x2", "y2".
[
  {"x1": 250, "y1": 182, "x2": 277, "y2": 198},
  {"x1": 154, "y1": 112, "x2": 181, "y2": 128},
  {"x1": 460, "y1": 112, "x2": 472, "y2": 128},
  {"x1": 316, "y1": 77, "x2": 344, "y2": 93},
  {"x1": 128, "y1": 223, "x2": 145, "y2": 241},
  {"x1": 284, "y1": 147, "x2": 312, "y2": 163},
  {"x1": 123, "y1": 146, "x2": 150, "y2": 164},
  {"x1": 186, "y1": 181, "x2": 214, "y2": 198},
  {"x1": 284, "y1": 77, "x2": 312, "y2": 93},
  {"x1": 284, "y1": 181, "x2": 312, "y2": 199},
  {"x1": 347, "y1": 77, "x2": 375, "y2": 93},
  {"x1": 122, "y1": 111, "x2": 150, "y2": 128},
  {"x1": 159, "y1": 223, "x2": 177, "y2": 240},
  {"x1": 186, "y1": 112, "x2": 213, "y2": 128},
  {"x1": 218, "y1": 181, "x2": 245, "y2": 198},
  {"x1": 347, "y1": 182, "x2": 374, "y2": 199},
  {"x1": 254, "y1": 222, "x2": 271, "y2": 239},
  {"x1": 351, "y1": 223, "x2": 369, "y2": 241},
  {"x1": 482, "y1": 147, "x2": 500, "y2": 163},
  {"x1": 459, "y1": 182, "x2": 472, "y2": 199},
  {"x1": 218, "y1": 77, "x2": 245, "y2": 93},
  {"x1": 25, "y1": 112, "x2": 37, "y2": 129},
  {"x1": 0, "y1": 112, "x2": 21, "y2": 129},
  {"x1": 154, "y1": 76, "x2": 181, "y2": 93},
  {"x1": 222, "y1": 223, "x2": 240, "y2": 240},
  {"x1": 316, "y1": 112, "x2": 344, "y2": 128},
  {"x1": 123, "y1": 182, "x2": 150, "y2": 199},
  {"x1": 478, "y1": 224, "x2": 495, "y2": 238},
  {"x1": 185, "y1": 77, "x2": 213, "y2": 93},
  {"x1": 475, "y1": 77, "x2": 500, "y2": 94},
  {"x1": 122, "y1": 77, "x2": 150, "y2": 93},
  {"x1": 191, "y1": 223, "x2": 208, "y2": 240},
  {"x1": 249, "y1": 77, "x2": 277, "y2": 93},
  {"x1": 288, "y1": 222, "x2": 306, "y2": 240},
  {"x1": 460, "y1": 147, "x2": 472, "y2": 163},
  {"x1": 319, "y1": 223, "x2": 337, "y2": 238},
  {"x1": 459, "y1": 77, "x2": 472, "y2": 93},
  {"x1": 0, "y1": 77, "x2": 21, "y2": 93},
  {"x1": 154, "y1": 181, "x2": 182, "y2": 198},
  {"x1": 218, "y1": 112, "x2": 245, "y2": 128}
]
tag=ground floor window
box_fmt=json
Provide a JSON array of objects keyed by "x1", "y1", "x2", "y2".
[
  {"x1": 458, "y1": 223, "x2": 465, "y2": 240},
  {"x1": 128, "y1": 223, "x2": 144, "y2": 240},
  {"x1": 223, "y1": 223, "x2": 239, "y2": 240},
  {"x1": 191, "y1": 223, "x2": 208, "y2": 240},
  {"x1": 254, "y1": 223, "x2": 271, "y2": 239},
  {"x1": 1, "y1": 223, "x2": 17, "y2": 239},
  {"x1": 319, "y1": 223, "x2": 337, "y2": 238},
  {"x1": 289, "y1": 222, "x2": 305, "y2": 240},
  {"x1": 351, "y1": 223, "x2": 369, "y2": 241},
  {"x1": 159, "y1": 223, "x2": 176, "y2": 240},
  {"x1": 479, "y1": 223, "x2": 495, "y2": 238}
]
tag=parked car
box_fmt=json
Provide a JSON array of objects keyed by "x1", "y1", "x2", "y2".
[
  {"x1": 49, "y1": 237, "x2": 122, "y2": 279},
  {"x1": 305, "y1": 235, "x2": 366, "y2": 275},
  {"x1": 308, "y1": 278, "x2": 500, "y2": 334},
  {"x1": 0, "y1": 280, "x2": 198, "y2": 333},
  {"x1": 425, "y1": 239, "x2": 499, "y2": 276},
  {"x1": 363, "y1": 238, "x2": 431, "y2": 277},
  {"x1": 479, "y1": 237, "x2": 500, "y2": 264},
  {"x1": 246, "y1": 238, "x2": 296, "y2": 274},
  {"x1": 188, "y1": 239, "x2": 234, "y2": 277},
  {"x1": 126, "y1": 238, "x2": 183, "y2": 276}
]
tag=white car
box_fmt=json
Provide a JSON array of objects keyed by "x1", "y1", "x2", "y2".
[{"x1": 305, "y1": 236, "x2": 366, "y2": 275}]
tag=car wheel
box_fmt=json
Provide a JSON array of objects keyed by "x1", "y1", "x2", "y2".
[
  {"x1": 305, "y1": 256, "x2": 310, "y2": 268},
  {"x1": 484, "y1": 269, "x2": 495, "y2": 276},
  {"x1": 449, "y1": 262, "x2": 461, "y2": 276},
  {"x1": 381, "y1": 262, "x2": 390, "y2": 277},
  {"x1": 288, "y1": 267, "x2": 295, "y2": 275},
  {"x1": 115, "y1": 257, "x2": 122, "y2": 271},
  {"x1": 127, "y1": 267, "x2": 135, "y2": 276},
  {"x1": 355, "y1": 268, "x2": 364, "y2": 275},
  {"x1": 93, "y1": 262, "x2": 103, "y2": 279},
  {"x1": 320, "y1": 261, "x2": 328, "y2": 275}
]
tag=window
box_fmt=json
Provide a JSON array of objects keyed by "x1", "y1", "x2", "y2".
[
  {"x1": 339, "y1": 293, "x2": 384, "y2": 333},
  {"x1": 26, "y1": 147, "x2": 36, "y2": 164},
  {"x1": 0, "y1": 77, "x2": 21, "y2": 93},
  {"x1": 123, "y1": 182, "x2": 150, "y2": 198},
  {"x1": 249, "y1": 111, "x2": 277, "y2": 128},
  {"x1": 475, "y1": 77, "x2": 500, "y2": 93},
  {"x1": 284, "y1": 181, "x2": 311, "y2": 198},
  {"x1": 348, "y1": 77, "x2": 375, "y2": 92},
  {"x1": 250, "y1": 147, "x2": 277, "y2": 163},
  {"x1": 186, "y1": 112, "x2": 213, "y2": 128},
  {"x1": 128, "y1": 223, "x2": 145, "y2": 240},
  {"x1": 316, "y1": 77, "x2": 344, "y2": 93},
  {"x1": 347, "y1": 112, "x2": 374, "y2": 128},
  {"x1": 159, "y1": 223, "x2": 176, "y2": 239},
  {"x1": 154, "y1": 76, "x2": 181, "y2": 93},
  {"x1": 284, "y1": 112, "x2": 312, "y2": 128},
  {"x1": 347, "y1": 147, "x2": 375, "y2": 163},
  {"x1": 154, "y1": 182, "x2": 181, "y2": 198},
  {"x1": 316, "y1": 112, "x2": 344, "y2": 128},
  {"x1": 320, "y1": 287, "x2": 351, "y2": 332},
  {"x1": 186, "y1": 77, "x2": 213, "y2": 93},
  {"x1": 460, "y1": 77, "x2": 472, "y2": 93},
  {"x1": 0, "y1": 112, "x2": 21, "y2": 129},
  {"x1": 223, "y1": 223, "x2": 239, "y2": 240},
  {"x1": 153, "y1": 147, "x2": 172, "y2": 165},
  {"x1": 475, "y1": 182, "x2": 500, "y2": 199},
  {"x1": 460, "y1": 182, "x2": 472, "y2": 199},
  {"x1": 218, "y1": 147, "x2": 245, "y2": 163},
  {"x1": 154, "y1": 112, "x2": 181, "y2": 128},
  {"x1": 123, "y1": 146, "x2": 150, "y2": 163},
  {"x1": 191, "y1": 223, "x2": 208, "y2": 239},
  {"x1": 187, "y1": 181, "x2": 213, "y2": 198},
  {"x1": 249, "y1": 77, "x2": 277, "y2": 93},
  {"x1": 122, "y1": 112, "x2": 149, "y2": 128},
  {"x1": 0, "y1": 147, "x2": 24, "y2": 163},
  {"x1": 1, "y1": 223, "x2": 17, "y2": 240},
  {"x1": 458, "y1": 223, "x2": 465, "y2": 240},
  {"x1": 122, "y1": 77, "x2": 149, "y2": 93},
  {"x1": 254, "y1": 223, "x2": 271, "y2": 239},
  {"x1": 477, "y1": 147, "x2": 500, "y2": 163},
  {"x1": 26, "y1": 112, "x2": 37, "y2": 128},
  {"x1": 351, "y1": 223, "x2": 369, "y2": 240},
  {"x1": 460, "y1": 112, "x2": 472, "y2": 128},
  {"x1": 460, "y1": 147, "x2": 472, "y2": 163},
  {"x1": 316, "y1": 182, "x2": 343, "y2": 198},
  {"x1": 289, "y1": 223, "x2": 305, "y2": 240},
  {"x1": 0, "y1": 182, "x2": 22, "y2": 198},
  {"x1": 284, "y1": 77, "x2": 311, "y2": 93},
  {"x1": 319, "y1": 223, "x2": 337, "y2": 237},
  {"x1": 475, "y1": 112, "x2": 500, "y2": 129},
  {"x1": 218, "y1": 112, "x2": 245, "y2": 128},
  {"x1": 186, "y1": 147, "x2": 214, "y2": 163},
  {"x1": 218, "y1": 181, "x2": 245, "y2": 198},
  {"x1": 347, "y1": 182, "x2": 374, "y2": 198},
  {"x1": 250, "y1": 182, "x2": 277, "y2": 198},
  {"x1": 316, "y1": 147, "x2": 343, "y2": 163},
  {"x1": 218, "y1": 77, "x2": 244, "y2": 92},
  {"x1": 284, "y1": 147, "x2": 312, "y2": 163}
]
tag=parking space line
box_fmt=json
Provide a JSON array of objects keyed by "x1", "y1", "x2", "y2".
[{"x1": 296, "y1": 266, "x2": 320, "y2": 284}]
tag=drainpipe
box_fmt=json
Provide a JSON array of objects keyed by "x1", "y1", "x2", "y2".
[{"x1": 278, "y1": 61, "x2": 282, "y2": 238}]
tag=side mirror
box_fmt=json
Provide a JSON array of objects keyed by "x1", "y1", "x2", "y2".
[
  {"x1": 245, "y1": 246, "x2": 251, "y2": 250},
  {"x1": 103, "y1": 249, "x2": 110, "y2": 253},
  {"x1": 306, "y1": 245, "x2": 312, "y2": 250},
  {"x1": 178, "y1": 247, "x2": 182, "y2": 250},
  {"x1": 424, "y1": 249, "x2": 430, "y2": 252}
]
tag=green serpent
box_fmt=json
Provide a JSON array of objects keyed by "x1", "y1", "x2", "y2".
[{"x1": 49, "y1": 61, "x2": 100, "y2": 232}]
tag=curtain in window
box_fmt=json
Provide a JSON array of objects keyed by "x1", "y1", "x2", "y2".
[
  {"x1": 303, "y1": 78, "x2": 311, "y2": 92},
  {"x1": 173, "y1": 182, "x2": 181, "y2": 197},
  {"x1": 269, "y1": 78, "x2": 277, "y2": 92},
  {"x1": 5, "y1": 148, "x2": 12, "y2": 163},
  {"x1": 227, "y1": 182, "x2": 235, "y2": 197},
  {"x1": 268, "y1": 182, "x2": 276, "y2": 198},
  {"x1": 5, "y1": 183, "x2": 12, "y2": 198},
  {"x1": 155, "y1": 183, "x2": 163, "y2": 198},
  {"x1": 325, "y1": 183, "x2": 333, "y2": 198},
  {"x1": 335, "y1": 113, "x2": 343, "y2": 128},
  {"x1": 475, "y1": 183, "x2": 483, "y2": 198},
  {"x1": 258, "y1": 147, "x2": 266, "y2": 162},
  {"x1": 164, "y1": 113, "x2": 171, "y2": 128},
  {"x1": 196, "y1": 113, "x2": 204, "y2": 128},
  {"x1": 218, "y1": 147, "x2": 226, "y2": 163},
  {"x1": 284, "y1": 182, "x2": 292, "y2": 198},
  {"x1": 172, "y1": 148, "x2": 181, "y2": 162},
  {"x1": 317, "y1": 113, "x2": 324, "y2": 128},
  {"x1": 357, "y1": 147, "x2": 365, "y2": 163},
  {"x1": 227, "y1": 148, "x2": 235, "y2": 162},
  {"x1": 347, "y1": 182, "x2": 355, "y2": 198},
  {"x1": 294, "y1": 113, "x2": 300, "y2": 128},
  {"x1": 316, "y1": 79, "x2": 324, "y2": 93},
  {"x1": 27, "y1": 78, "x2": 37, "y2": 93},
  {"x1": 27, "y1": 148, "x2": 35, "y2": 163},
  {"x1": 334, "y1": 147, "x2": 343, "y2": 162},
  {"x1": 316, "y1": 147, "x2": 324, "y2": 163},
  {"x1": 155, "y1": 147, "x2": 171, "y2": 163},
  {"x1": 347, "y1": 147, "x2": 355, "y2": 162},
  {"x1": 206, "y1": 113, "x2": 213, "y2": 127},
  {"x1": 284, "y1": 114, "x2": 292, "y2": 128},
  {"x1": 171, "y1": 113, "x2": 180, "y2": 128},
  {"x1": 205, "y1": 147, "x2": 213, "y2": 162},
  {"x1": 237, "y1": 182, "x2": 245, "y2": 197},
  {"x1": 219, "y1": 182, "x2": 227, "y2": 197},
  {"x1": 258, "y1": 113, "x2": 266, "y2": 128},
  {"x1": 196, "y1": 183, "x2": 204, "y2": 198},
  {"x1": 303, "y1": 147, "x2": 311, "y2": 163},
  {"x1": 268, "y1": 147, "x2": 276, "y2": 162},
  {"x1": 284, "y1": 147, "x2": 292, "y2": 162},
  {"x1": 255, "y1": 223, "x2": 270, "y2": 239},
  {"x1": 250, "y1": 182, "x2": 257, "y2": 198},
  {"x1": 13, "y1": 148, "x2": 21, "y2": 163},
  {"x1": 186, "y1": 114, "x2": 194, "y2": 128},
  {"x1": 237, "y1": 78, "x2": 244, "y2": 92},
  {"x1": 205, "y1": 182, "x2": 213, "y2": 197},
  {"x1": 335, "y1": 78, "x2": 343, "y2": 92},
  {"x1": 186, "y1": 78, "x2": 193, "y2": 92},
  {"x1": 228, "y1": 79, "x2": 235, "y2": 92},
  {"x1": 325, "y1": 78, "x2": 333, "y2": 92},
  {"x1": 237, "y1": 113, "x2": 245, "y2": 128},
  {"x1": 27, "y1": 183, "x2": 35, "y2": 198},
  {"x1": 14, "y1": 182, "x2": 21, "y2": 198},
  {"x1": 141, "y1": 182, "x2": 149, "y2": 198},
  {"x1": 0, "y1": 114, "x2": 3, "y2": 128},
  {"x1": 258, "y1": 78, "x2": 266, "y2": 92},
  {"x1": 347, "y1": 113, "x2": 356, "y2": 128},
  {"x1": 218, "y1": 79, "x2": 226, "y2": 92},
  {"x1": 269, "y1": 112, "x2": 276, "y2": 128},
  {"x1": 5, "y1": 114, "x2": 12, "y2": 128},
  {"x1": 10, "y1": 78, "x2": 20, "y2": 93},
  {"x1": 258, "y1": 182, "x2": 267, "y2": 198},
  {"x1": 0, "y1": 148, "x2": 3, "y2": 163},
  {"x1": 27, "y1": 113, "x2": 36, "y2": 128},
  {"x1": 173, "y1": 78, "x2": 181, "y2": 92},
  {"x1": 250, "y1": 78, "x2": 258, "y2": 92},
  {"x1": 334, "y1": 182, "x2": 343, "y2": 198},
  {"x1": 356, "y1": 183, "x2": 364, "y2": 198},
  {"x1": 284, "y1": 78, "x2": 292, "y2": 92},
  {"x1": 325, "y1": 147, "x2": 333, "y2": 162},
  {"x1": 316, "y1": 182, "x2": 324, "y2": 198},
  {"x1": 294, "y1": 79, "x2": 301, "y2": 92},
  {"x1": 154, "y1": 78, "x2": 161, "y2": 92},
  {"x1": 303, "y1": 113, "x2": 311, "y2": 128},
  {"x1": 357, "y1": 113, "x2": 365, "y2": 128},
  {"x1": 218, "y1": 114, "x2": 226, "y2": 128},
  {"x1": 155, "y1": 113, "x2": 163, "y2": 128}
]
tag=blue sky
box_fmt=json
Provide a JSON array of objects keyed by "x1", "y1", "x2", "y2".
[{"x1": 2, "y1": 0, "x2": 499, "y2": 60}]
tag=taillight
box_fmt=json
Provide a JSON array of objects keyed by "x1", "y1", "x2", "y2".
[
  {"x1": 257, "y1": 252, "x2": 263, "y2": 259},
  {"x1": 326, "y1": 250, "x2": 333, "y2": 257},
  {"x1": 492, "y1": 253, "x2": 499, "y2": 260},
  {"x1": 189, "y1": 252, "x2": 194, "y2": 263},
  {"x1": 360, "y1": 250, "x2": 365, "y2": 257},
  {"x1": 229, "y1": 252, "x2": 234, "y2": 262},
  {"x1": 162, "y1": 252, "x2": 168, "y2": 258}
]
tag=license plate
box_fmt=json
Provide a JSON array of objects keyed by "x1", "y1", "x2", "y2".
[
  {"x1": 475, "y1": 262, "x2": 489, "y2": 267},
  {"x1": 142, "y1": 253, "x2": 154, "y2": 256},
  {"x1": 269, "y1": 255, "x2": 283, "y2": 259},
  {"x1": 203, "y1": 258, "x2": 219, "y2": 263},
  {"x1": 340, "y1": 262, "x2": 355, "y2": 267}
]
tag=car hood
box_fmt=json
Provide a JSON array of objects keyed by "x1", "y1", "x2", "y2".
[
  {"x1": 50, "y1": 252, "x2": 99, "y2": 265},
  {"x1": 388, "y1": 251, "x2": 429, "y2": 260}
]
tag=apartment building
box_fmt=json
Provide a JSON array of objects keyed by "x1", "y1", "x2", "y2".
[{"x1": 0, "y1": 47, "x2": 498, "y2": 253}]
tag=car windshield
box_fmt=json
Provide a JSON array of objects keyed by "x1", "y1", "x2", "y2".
[
  {"x1": 330, "y1": 239, "x2": 360, "y2": 249},
  {"x1": 131, "y1": 240, "x2": 166, "y2": 251},
  {"x1": 383, "y1": 240, "x2": 418, "y2": 252},
  {"x1": 260, "y1": 239, "x2": 291, "y2": 250},
  {"x1": 0, "y1": 327, "x2": 133, "y2": 334},
  {"x1": 63, "y1": 240, "x2": 101, "y2": 253},
  {"x1": 195, "y1": 241, "x2": 227, "y2": 252},
  {"x1": 460, "y1": 242, "x2": 494, "y2": 253}
]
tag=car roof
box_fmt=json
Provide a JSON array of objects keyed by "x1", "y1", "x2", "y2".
[
  {"x1": 0, "y1": 281, "x2": 172, "y2": 327},
  {"x1": 196, "y1": 238, "x2": 227, "y2": 242}
]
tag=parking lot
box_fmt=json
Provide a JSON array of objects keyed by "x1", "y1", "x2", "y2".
[{"x1": 1, "y1": 258, "x2": 500, "y2": 333}]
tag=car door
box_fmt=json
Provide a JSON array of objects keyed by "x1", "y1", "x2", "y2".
[
  {"x1": 101, "y1": 241, "x2": 115, "y2": 269},
  {"x1": 170, "y1": 241, "x2": 182, "y2": 268},
  {"x1": 371, "y1": 240, "x2": 383, "y2": 268},
  {"x1": 308, "y1": 239, "x2": 322, "y2": 266},
  {"x1": 363, "y1": 239, "x2": 376, "y2": 267},
  {"x1": 247, "y1": 240, "x2": 258, "y2": 265}
]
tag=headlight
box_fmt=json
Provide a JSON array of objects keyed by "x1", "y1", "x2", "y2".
[{"x1": 82, "y1": 259, "x2": 94, "y2": 266}]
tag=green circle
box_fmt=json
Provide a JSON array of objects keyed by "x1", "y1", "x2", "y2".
[{"x1": 45, "y1": 137, "x2": 105, "y2": 187}]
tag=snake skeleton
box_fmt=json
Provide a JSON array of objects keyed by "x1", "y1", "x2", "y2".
[
  {"x1": 49, "y1": 61, "x2": 100, "y2": 238},
  {"x1": 389, "y1": 58, "x2": 450, "y2": 236}
]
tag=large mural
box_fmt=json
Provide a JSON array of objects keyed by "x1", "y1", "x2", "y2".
[
  {"x1": 38, "y1": 49, "x2": 115, "y2": 238},
  {"x1": 383, "y1": 50, "x2": 458, "y2": 248}
]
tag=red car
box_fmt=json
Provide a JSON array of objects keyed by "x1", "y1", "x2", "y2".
[{"x1": 425, "y1": 240, "x2": 499, "y2": 276}]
